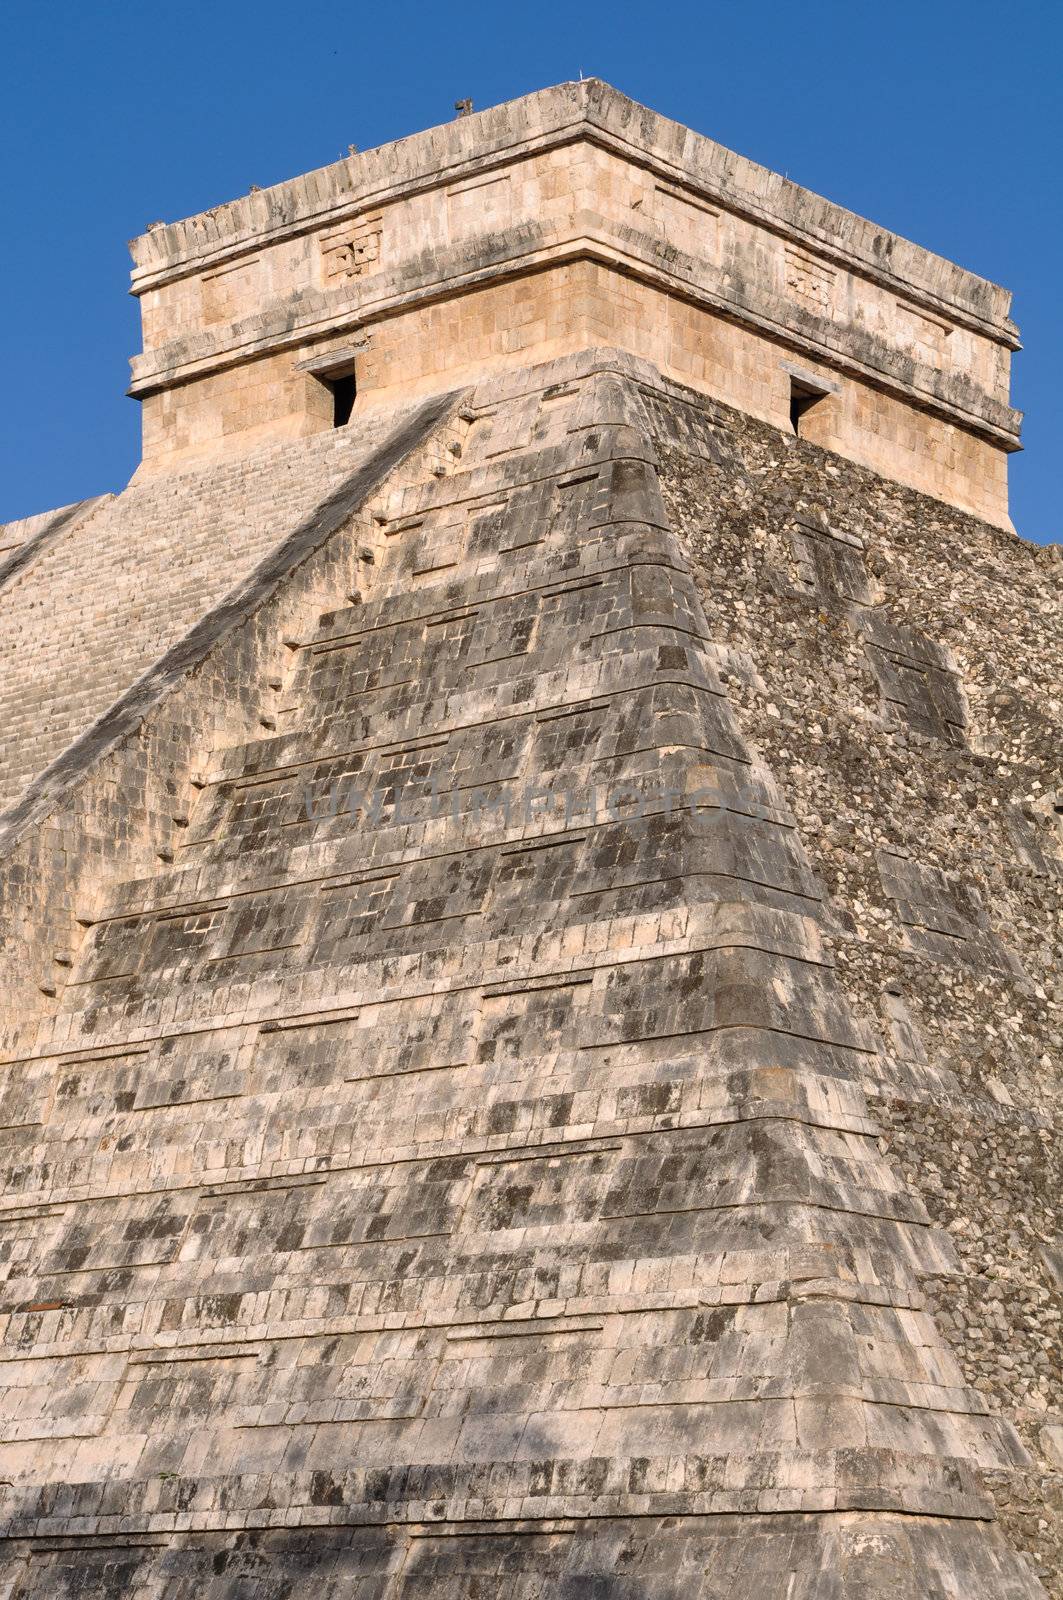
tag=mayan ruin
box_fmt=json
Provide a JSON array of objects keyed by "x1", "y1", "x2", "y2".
[{"x1": 0, "y1": 79, "x2": 1059, "y2": 1596}]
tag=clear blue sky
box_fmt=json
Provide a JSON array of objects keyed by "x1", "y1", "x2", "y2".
[{"x1": 2, "y1": 0, "x2": 1059, "y2": 542}]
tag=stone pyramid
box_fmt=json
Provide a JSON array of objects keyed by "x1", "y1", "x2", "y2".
[{"x1": 0, "y1": 84, "x2": 1059, "y2": 1598}]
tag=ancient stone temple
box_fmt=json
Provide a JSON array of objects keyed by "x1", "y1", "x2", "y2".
[{"x1": 0, "y1": 81, "x2": 1060, "y2": 1597}]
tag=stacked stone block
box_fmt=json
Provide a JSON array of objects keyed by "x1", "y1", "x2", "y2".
[{"x1": 0, "y1": 355, "x2": 1051, "y2": 1595}]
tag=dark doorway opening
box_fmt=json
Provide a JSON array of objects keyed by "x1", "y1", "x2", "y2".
[
  {"x1": 790, "y1": 379, "x2": 825, "y2": 436},
  {"x1": 327, "y1": 371, "x2": 357, "y2": 428}
]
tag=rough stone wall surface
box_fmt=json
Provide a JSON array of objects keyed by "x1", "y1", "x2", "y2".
[
  {"x1": 659, "y1": 404, "x2": 1062, "y2": 1590},
  {"x1": 0, "y1": 351, "x2": 1055, "y2": 1596}
]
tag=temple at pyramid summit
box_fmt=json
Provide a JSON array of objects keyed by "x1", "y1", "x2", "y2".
[{"x1": 1, "y1": 80, "x2": 1061, "y2": 1597}]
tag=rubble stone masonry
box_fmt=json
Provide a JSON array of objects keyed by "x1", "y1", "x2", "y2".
[{"x1": 0, "y1": 83, "x2": 1058, "y2": 1599}]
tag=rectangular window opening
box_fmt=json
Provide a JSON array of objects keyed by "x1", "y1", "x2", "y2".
[
  {"x1": 790, "y1": 380, "x2": 825, "y2": 437},
  {"x1": 327, "y1": 371, "x2": 357, "y2": 429}
]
